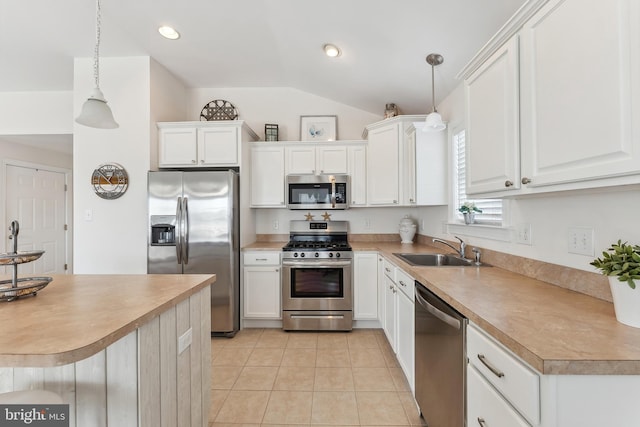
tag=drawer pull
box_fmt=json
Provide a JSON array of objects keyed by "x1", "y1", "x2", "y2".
[
  {"x1": 477, "y1": 354, "x2": 505, "y2": 378},
  {"x1": 399, "y1": 280, "x2": 406, "y2": 287},
  {"x1": 255, "y1": 258, "x2": 268, "y2": 261},
  {"x1": 477, "y1": 417, "x2": 487, "y2": 427},
  {"x1": 385, "y1": 267, "x2": 391, "y2": 272}
]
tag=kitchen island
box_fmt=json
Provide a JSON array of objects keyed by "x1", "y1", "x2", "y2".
[{"x1": 0, "y1": 274, "x2": 214, "y2": 427}]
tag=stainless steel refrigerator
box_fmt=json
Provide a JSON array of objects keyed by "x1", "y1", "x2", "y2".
[{"x1": 148, "y1": 170, "x2": 239, "y2": 336}]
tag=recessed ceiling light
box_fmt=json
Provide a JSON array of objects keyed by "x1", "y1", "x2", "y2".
[
  {"x1": 158, "y1": 26, "x2": 180, "y2": 40},
  {"x1": 323, "y1": 44, "x2": 341, "y2": 58}
]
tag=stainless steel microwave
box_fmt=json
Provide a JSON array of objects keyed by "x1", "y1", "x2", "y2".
[{"x1": 286, "y1": 174, "x2": 349, "y2": 210}]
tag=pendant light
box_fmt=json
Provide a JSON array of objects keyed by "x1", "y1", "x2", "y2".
[
  {"x1": 75, "y1": 0, "x2": 119, "y2": 129},
  {"x1": 423, "y1": 53, "x2": 446, "y2": 132}
]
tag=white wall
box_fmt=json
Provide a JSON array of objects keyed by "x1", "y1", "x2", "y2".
[
  {"x1": 418, "y1": 83, "x2": 640, "y2": 273},
  {"x1": 255, "y1": 207, "x2": 425, "y2": 236},
  {"x1": 73, "y1": 57, "x2": 152, "y2": 274},
  {"x1": 0, "y1": 92, "x2": 73, "y2": 135},
  {"x1": 188, "y1": 87, "x2": 380, "y2": 141},
  {"x1": 150, "y1": 59, "x2": 188, "y2": 171}
]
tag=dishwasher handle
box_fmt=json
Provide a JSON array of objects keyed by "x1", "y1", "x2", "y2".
[{"x1": 415, "y1": 285, "x2": 461, "y2": 330}]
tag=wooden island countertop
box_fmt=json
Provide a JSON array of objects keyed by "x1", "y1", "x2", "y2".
[{"x1": 0, "y1": 274, "x2": 215, "y2": 367}]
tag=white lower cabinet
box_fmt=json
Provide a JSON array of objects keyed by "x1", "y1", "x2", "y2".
[
  {"x1": 468, "y1": 365, "x2": 531, "y2": 427},
  {"x1": 396, "y1": 285, "x2": 414, "y2": 392},
  {"x1": 353, "y1": 252, "x2": 378, "y2": 320},
  {"x1": 380, "y1": 255, "x2": 414, "y2": 391},
  {"x1": 467, "y1": 322, "x2": 640, "y2": 427},
  {"x1": 383, "y1": 273, "x2": 397, "y2": 348},
  {"x1": 242, "y1": 251, "x2": 281, "y2": 319}
]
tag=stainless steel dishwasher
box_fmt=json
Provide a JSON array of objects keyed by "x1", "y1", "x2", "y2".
[{"x1": 415, "y1": 281, "x2": 467, "y2": 427}]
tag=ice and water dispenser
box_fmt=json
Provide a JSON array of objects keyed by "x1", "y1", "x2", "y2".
[{"x1": 150, "y1": 215, "x2": 176, "y2": 246}]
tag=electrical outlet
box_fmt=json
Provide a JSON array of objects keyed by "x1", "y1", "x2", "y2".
[
  {"x1": 568, "y1": 227, "x2": 594, "y2": 256},
  {"x1": 178, "y1": 327, "x2": 192, "y2": 355},
  {"x1": 515, "y1": 223, "x2": 532, "y2": 245},
  {"x1": 273, "y1": 220, "x2": 279, "y2": 230}
]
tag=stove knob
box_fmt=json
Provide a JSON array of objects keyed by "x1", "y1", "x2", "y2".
[
  {"x1": 315, "y1": 252, "x2": 319, "y2": 258},
  {"x1": 301, "y1": 252, "x2": 305, "y2": 258},
  {"x1": 336, "y1": 252, "x2": 341, "y2": 258},
  {"x1": 329, "y1": 253, "x2": 334, "y2": 258},
  {"x1": 294, "y1": 252, "x2": 298, "y2": 258}
]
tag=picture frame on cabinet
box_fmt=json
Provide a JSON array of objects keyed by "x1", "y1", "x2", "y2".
[{"x1": 299, "y1": 115, "x2": 337, "y2": 141}]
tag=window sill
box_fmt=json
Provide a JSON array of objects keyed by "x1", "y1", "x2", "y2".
[{"x1": 445, "y1": 222, "x2": 511, "y2": 242}]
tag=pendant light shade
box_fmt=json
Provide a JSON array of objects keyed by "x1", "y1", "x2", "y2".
[
  {"x1": 76, "y1": 88, "x2": 119, "y2": 129},
  {"x1": 75, "y1": 0, "x2": 119, "y2": 129},
  {"x1": 423, "y1": 53, "x2": 446, "y2": 132}
]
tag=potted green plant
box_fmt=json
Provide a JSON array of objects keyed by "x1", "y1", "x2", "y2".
[
  {"x1": 458, "y1": 202, "x2": 482, "y2": 224},
  {"x1": 591, "y1": 240, "x2": 640, "y2": 328}
]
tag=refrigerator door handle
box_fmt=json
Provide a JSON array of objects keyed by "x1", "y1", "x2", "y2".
[
  {"x1": 182, "y1": 197, "x2": 190, "y2": 264},
  {"x1": 176, "y1": 196, "x2": 183, "y2": 264}
]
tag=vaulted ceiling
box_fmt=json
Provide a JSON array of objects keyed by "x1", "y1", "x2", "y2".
[{"x1": 0, "y1": 0, "x2": 526, "y2": 115}]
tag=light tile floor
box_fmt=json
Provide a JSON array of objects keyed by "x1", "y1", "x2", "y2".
[{"x1": 209, "y1": 328, "x2": 427, "y2": 426}]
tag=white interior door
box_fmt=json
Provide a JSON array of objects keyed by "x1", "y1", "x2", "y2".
[{"x1": 5, "y1": 165, "x2": 67, "y2": 275}]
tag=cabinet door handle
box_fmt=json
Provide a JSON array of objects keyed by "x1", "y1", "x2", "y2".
[
  {"x1": 477, "y1": 354, "x2": 505, "y2": 378},
  {"x1": 393, "y1": 200, "x2": 398, "y2": 204},
  {"x1": 191, "y1": 159, "x2": 197, "y2": 164},
  {"x1": 275, "y1": 268, "x2": 279, "y2": 272},
  {"x1": 504, "y1": 180, "x2": 513, "y2": 187},
  {"x1": 385, "y1": 267, "x2": 391, "y2": 273},
  {"x1": 389, "y1": 285, "x2": 394, "y2": 290},
  {"x1": 399, "y1": 280, "x2": 406, "y2": 287},
  {"x1": 477, "y1": 417, "x2": 487, "y2": 427},
  {"x1": 521, "y1": 177, "x2": 531, "y2": 184}
]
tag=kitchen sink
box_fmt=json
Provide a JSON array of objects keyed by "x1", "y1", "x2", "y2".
[{"x1": 393, "y1": 253, "x2": 480, "y2": 267}]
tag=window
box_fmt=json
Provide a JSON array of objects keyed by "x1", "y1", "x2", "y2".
[{"x1": 453, "y1": 129, "x2": 502, "y2": 225}]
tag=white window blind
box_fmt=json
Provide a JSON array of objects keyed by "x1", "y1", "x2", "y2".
[{"x1": 453, "y1": 130, "x2": 502, "y2": 225}]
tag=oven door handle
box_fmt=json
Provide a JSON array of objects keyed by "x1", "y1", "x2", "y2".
[{"x1": 282, "y1": 260, "x2": 353, "y2": 268}]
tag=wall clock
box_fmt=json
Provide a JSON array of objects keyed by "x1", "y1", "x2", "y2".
[{"x1": 91, "y1": 163, "x2": 129, "y2": 199}]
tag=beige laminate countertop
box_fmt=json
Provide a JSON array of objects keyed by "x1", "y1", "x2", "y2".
[
  {"x1": 0, "y1": 274, "x2": 215, "y2": 367},
  {"x1": 243, "y1": 241, "x2": 640, "y2": 375}
]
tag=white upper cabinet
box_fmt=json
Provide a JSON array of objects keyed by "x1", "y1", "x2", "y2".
[
  {"x1": 366, "y1": 122, "x2": 401, "y2": 205},
  {"x1": 465, "y1": 37, "x2": 520, "y2": 195},
  {"x1": 285, "y1": 144, "x2": 348, "y2": 175},
  {"x1": 348, "y1": 144, "x2": 367, "y2": 206},
  {"x1": 519, "y1": 0, "x2": 640, "y2": 188},
  {"x1": 250, "y1": 145, "x2": 286, "y2": 207},
  {"x1": 461, "y1": 0, "x2": 640, "y2": 196},
  {"x1": 408, "y1": 122, "x2": 448, "y2": 205},
  {"x1": 157, "y1": 121, "x2": 258, "y2": 168},
  {"x1": 364, "y1": 116, "x2": 446, "y2": 206}
]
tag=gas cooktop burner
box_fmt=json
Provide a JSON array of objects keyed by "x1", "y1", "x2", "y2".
[
  {"x1": 283, "y1": 242, "x2": 351, "y2": 251},
  {"x1": 282, "y1": 220, "x2": 352, "y2": 259}
]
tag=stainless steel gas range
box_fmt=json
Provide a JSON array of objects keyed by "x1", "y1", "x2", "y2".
[{"x1": 281, "y1": 220, "x2": 353, "y2": 331}]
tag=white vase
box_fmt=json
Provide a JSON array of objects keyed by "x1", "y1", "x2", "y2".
[
  {"x1": 609, "y1": 276, "x2": 640, "y2": 328},
  {"x1": 399, "y1": 215, "x2": 416, "y2": 244}
]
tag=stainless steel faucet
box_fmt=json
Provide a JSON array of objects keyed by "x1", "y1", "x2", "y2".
[{"x1": 432, "y1": 236, "x2": 466, "y2": 258}]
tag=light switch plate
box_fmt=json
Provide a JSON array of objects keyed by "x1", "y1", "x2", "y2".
[{"x1": 568, "y1": 227, "x2": 594, "y2": 256}]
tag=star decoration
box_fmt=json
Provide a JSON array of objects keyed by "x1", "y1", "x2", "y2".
[
  {"x1": 322, "y1": 211, "x2": 332, "y2": 221},
  {"x1": 304, "y1": 212, "x2": 314, "y2": 221}
]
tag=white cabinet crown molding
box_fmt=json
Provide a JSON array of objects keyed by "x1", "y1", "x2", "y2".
[
  {"x1": 362, "y1": 115, "x2": 426, "y2": 139},
  {"x1": 456, "y1": 0, "x2": 550, "y2": 80},
  {"x1": 157, "y1": 120, "x2": 259, "y2": 141}
]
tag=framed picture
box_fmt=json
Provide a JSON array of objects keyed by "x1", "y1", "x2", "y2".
[{"x1": 299, "y1": 115, "x2": 337, "y2": 141}]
